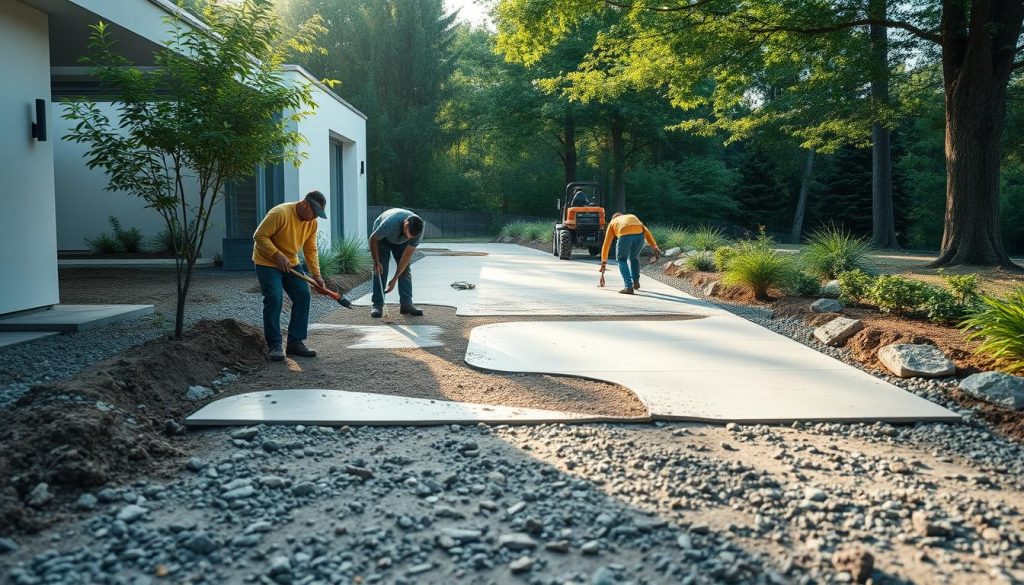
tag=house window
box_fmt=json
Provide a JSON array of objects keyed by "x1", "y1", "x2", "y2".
[{"x1": 226, "y1": 162, "x2": 283, "y2": 237}]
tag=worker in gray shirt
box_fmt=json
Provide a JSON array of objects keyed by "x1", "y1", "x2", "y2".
[{"x1": 368, "y1": 208, "x2": 425, "y2": 317}]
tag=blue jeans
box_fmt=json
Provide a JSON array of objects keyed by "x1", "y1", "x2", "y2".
[
  {"x1": 255, "y1": 264, "x2": 310, "y2": 349},
  {"x1": 616, "y1": 233, "x2": 644, "y2": 288},
  {"x1": 371, "y1": 239, "x2": 413, "y2": 307}
]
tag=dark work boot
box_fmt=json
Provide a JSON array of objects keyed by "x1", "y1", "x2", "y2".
[
  {"x1": 286, "y1": 341, "x2": 316, "y2": 358},
  {"x1": 268, "y1": 345, "x2": 285, "y2": 362},
  {"x1": 370, "y1": 306, "x2": 383, "y2": 319},
  {"x1": 400, "y1": 304, "x2": 424, "y2": 316}
]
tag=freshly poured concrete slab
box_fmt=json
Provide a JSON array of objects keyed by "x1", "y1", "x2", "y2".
[
  {"x1": 465, "y1": 318, "x2": 960, "y2": 423},
  {"x1": 0, "y1": 304, "x2": 154, "y2": 332},
  {"x1": 0, "y1": 331, "x2": 59, "y2": 350},
  {"x1": 352, "y1": 242, "x2": 727, "y2": 317},
  {"x1": 308, "y1": 324, "x2": 443, "y2": 348},
  {"x1": 186, "y1": 389, "x2": 648, "y2": 426}
]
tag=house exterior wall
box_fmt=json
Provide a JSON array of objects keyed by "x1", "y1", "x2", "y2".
[
  {"x1": 0, "y1": 1, "x2": 59, "y2": 314},
  {"x1": 284, "y1": 67, "x2": 368, "y2": 248},
  {"x1": 52, "y1": 102, "x2": 224, "y2": 257}
]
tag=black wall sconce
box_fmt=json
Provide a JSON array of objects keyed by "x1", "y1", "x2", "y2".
[
  {"x1": 30, "y1": 99, "x2": 47, "y2": 142},
  {"x1": 360, "y1": 161, "x2": 365, "y2": 175}
]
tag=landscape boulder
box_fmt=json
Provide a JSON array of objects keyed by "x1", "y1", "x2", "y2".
[
  {"x1": 821, "y1": 279, "x2": 841, "y2": 298},
  {"x1": 663, "y1": 247, "x2": 682, "y2": 258},
  {"x1": 832, "y1": 546, "x2": 874, "y2": 584},
  {"x1": 959, "y1": 372, "x2": 1024, "y2": 410},
  {"x1": 703, "y1": 281, "x2": 720, "y2": 297},
  {"x1": 810, "y1": 298, "x2": 843, "y2": 313},
  {"x1": 813, "y1": 317, "x2": 863, "y2": 346},
  {"x1": 878, "y1": 344, "x2": 955, "y2": 378},
  {"x1": 186, "y1": 385, "x2": 214, "y2": 401}
]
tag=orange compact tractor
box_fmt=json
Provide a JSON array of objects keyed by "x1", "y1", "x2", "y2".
[{"x1": 553, "y1": 181, "x2": 606, "y2": 260}]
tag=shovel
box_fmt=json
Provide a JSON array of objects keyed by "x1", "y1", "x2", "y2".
[{"x1": 289, "y1": 269, "x2": 353, "y2": 309}]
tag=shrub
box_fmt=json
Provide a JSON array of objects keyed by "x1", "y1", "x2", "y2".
[
  {"x1": 722, "y1": 248, "x2": 797, "y2": 301},
  {"x1": 785, "y1": 271, "x2": 822, "y2": 297},
  {"x1": 107, "y1": 216, "x2": 144, "y2": 253},
  {"x1": 665, "y1": 228, "x2": 691, "y2": 250},
  {"x1": 317, "y1": 237, "x2": 372, "y2": 276},
  {"x1": 945, "y1": 273, "x2": 982, "y2": 306},
  {"x1": 801, "y1": 224, "x2": 874, "y2": 280},
  {"x1": 500, "y1": 221, "x2": 529, "y2": 239},
  {"x1": 149, "y1": 225, "x2": 196, "y2": 256},
  {"x1": 684, "y1": 251, "x2": 716, "y2": 272},
  {"x1": 690, "y1": 225, "x2": 729, "y2": 251},
  {"x1": 713, "y1": 246, "x2": 738, "y2": 272},
  {"x1": 86, "y1": 232, "x2": 120, "y2": 254},
  {"x1": 868, "y1": 275, "x2": 931, "y2": 315},
  {"x1": 963, "y1": 289, "x2": 1024, "y2": 374},
  {"x1": 523, "y1": 222, "x2": 551, "y2": 242},
  {"x1": 734, "y1": 226, "x2": 776, "y2": 254},
  {"x1": 923, "y1": 288, "x2": 968, "y2": 325},
  {"x1": 648, "y1": 225, "x2": 673, "y2": 248},
  {"x1": 837, "y1": 269, "x2": 875, "y2": 306}
]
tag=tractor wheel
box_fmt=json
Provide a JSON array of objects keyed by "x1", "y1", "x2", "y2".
[
  {"x1": 588, "y1": 246, "x2": 600, "y2": 257},
  {"x1": 552, "y1": 229, "x2": 559, "y2": 256},
  {"x1": 558, "y1": 229, "x2": 573, "y2": 260}
]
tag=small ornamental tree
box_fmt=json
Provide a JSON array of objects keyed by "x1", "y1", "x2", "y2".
[{"x1": 63, "y1": 0, "x2": 325, "y2": 338}]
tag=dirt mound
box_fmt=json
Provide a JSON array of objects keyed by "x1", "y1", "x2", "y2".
[{"x1": 0, "y1": 319, "x2": 265, "y2": 534}]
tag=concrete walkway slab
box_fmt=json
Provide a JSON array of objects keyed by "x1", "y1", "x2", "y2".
[
  {"x1": 308, "y1": 324, "x2": 443, "y2": 348},
  {"x1": 0, "y1": 331, "x2": 59, "y2": 350},
  {"x1": 186, "y1": 389, "x2": 649, "y2": 426},
  {"x1": 0, "y1": 304, "x2": 154, "y2": 332},
  {"x1": 465, "y1": 318, "x2": 960, "y2": 424},
  {"x1": 351, "y1": 243, "x2": 727, "y2": 317}
]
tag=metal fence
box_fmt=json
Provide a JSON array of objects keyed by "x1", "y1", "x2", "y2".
[{"x1": 367, "y1": 206, "x2": 548, "y2": 240}]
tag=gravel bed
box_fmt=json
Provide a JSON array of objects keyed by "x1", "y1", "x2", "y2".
[
  {"x1": 643, "y1": 264, "x2": 1024, "y2": 489},
  {"x1": 0, "y1": 268, "x2": 370, "y2": 410}
]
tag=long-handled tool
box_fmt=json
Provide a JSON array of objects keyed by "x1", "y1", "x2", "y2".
[
  {"x1": 289, "y1": 269, "x2": 353, "y2": 309},
  {"x1": 376, "y1": 269, "x2": 391, "y2": 321}
]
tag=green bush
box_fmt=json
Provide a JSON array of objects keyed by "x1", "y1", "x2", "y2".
[
  {"x1": 923, "y1": 288, "x2": 968, "y2": 325},
  {"x1": 734, "y1": 226, "x2": 776, "y2": 254},
  {"x1": 801, "y1": 224, "x2": 874, "y2": 280},
  {"x1": 86, "y1": 232, "x2": 120, "y2": 254},
  {"x1": 837, "y1": 269, "x2": 875, "y2": 306},
  {"x1": 523, "y1": 222, "x2": 552, "y2": 242},
  {"x1": 684, "y1": 251, "x2": 716, "y2": 272},
  {"x1": 785, "y1": 271, "x2": 822, "y2": 297},
  {"x1": 713, "y1": 246, "x2": 738, "y2": 272},
  {"x1": 500, "y1": 221, "x2": 529, "y2": 239},
  {"x1": 648, "y1": 225, "x2": 673, "y2": 248},
  {"x1": 317, "y1": 237, "x2": 372, "y2": 276},
  {"x1": 945, "y1": 273, "x2": 982, "y2": 306},
  {"x1": 868, "y1": 275, "x2": 931, "y2": 315},
  {"x1": 107, "y1": 216, "x2": 144, "y2": 253},
  {"x1": 690, "y1": 225, "x2": 729, "y2": 251},
  {"x1": 963, "y1": 289, "x2": 1024, "y2": 374},
  {"x1": 722, "y1": 248, "x2": 797, "y2": 301}
]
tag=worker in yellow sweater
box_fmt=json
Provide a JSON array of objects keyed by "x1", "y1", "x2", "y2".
[
  {"x1": 252, "y1": 191, "x2": 326, "y2": 361},
  {"x1": 600, "y1": 213, "x2": 661, "y2": 294}
]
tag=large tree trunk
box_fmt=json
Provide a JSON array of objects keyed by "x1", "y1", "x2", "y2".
[
  {"x1": 790, "y1": 149, "x2": 815, "y2": 244},
  {"x1": 869, "y1": 0, "x2": 899, "y2": 249},
  {"x1": 563, "y1": 111, "x2": 577, "y2": 185},
  {"x1": 610, "y1": 116, "x2": 626, "y2": 212},
  {"x1": 931, "y1": 0, "x2": 1023, "y2": 268}
]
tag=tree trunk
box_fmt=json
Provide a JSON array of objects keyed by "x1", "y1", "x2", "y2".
[
  {"x1": 610, "y1": 116, "x2": 626, "y2": 213},
  {"x1": 790, "y1": 149, "x2": 815, "y2": 244},
  {"x1": 869, "y1": 0, "x2": 899, "y2": 249},
  {"x1": 563, "y1": 111, "x2": 577, "y2": 185},
  {"x1": 930, "y1": 0, "x2": 1023, "y2": 268}
]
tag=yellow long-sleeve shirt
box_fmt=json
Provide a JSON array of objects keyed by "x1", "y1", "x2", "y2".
[
  {"x1": 601, "y1": 214, "x2": 658, "y2": 262},
  {"x1": 252, "y1": 202, "x2": 321, "y2": 276}
]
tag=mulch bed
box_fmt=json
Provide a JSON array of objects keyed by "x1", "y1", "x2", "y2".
[{"x1": 0, "y1": 319, "x2": 266, "y2": 535}]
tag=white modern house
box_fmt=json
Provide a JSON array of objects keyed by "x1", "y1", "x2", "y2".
[{"x1": 1, "y1": 0, "x2": 367, "y2": 317}]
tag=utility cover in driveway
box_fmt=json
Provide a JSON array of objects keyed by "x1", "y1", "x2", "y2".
[
  {"x1": 350, "y1": 243, "x2": 728, "y2": 317},
  {"x1": 186, "y1": 389, "x2": 649, "y2": 426},
  {"x1": 464, "y1": 318, "x2": 961, "y2": 424}
]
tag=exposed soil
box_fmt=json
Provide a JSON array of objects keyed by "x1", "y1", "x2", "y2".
[
  {"x1": 228, "y1": 305, "x2": 652, "y2": 419},
  {"x1": 0, "y1": 319, "x2": 266, "y2": 534},
  {"x1": 58, "y1": 252, "x2": 177, "y2": 260}
]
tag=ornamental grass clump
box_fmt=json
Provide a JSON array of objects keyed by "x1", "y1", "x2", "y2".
[
  {"x1": 684, "y1": 251, "x2": 716, "y2": 272},
  {"x1": 317, "y1": 237, "x2": 372, "y2": 276},
  {"x1": 801, "y1": 224, "x2": 874, "y2": 280},
  {"x1": 722, "y1": 247, "x2": 797, "y2": 301},
  {"x1": 713, "y1": 246, "x2": 738, "y2": 271},
  {"x1": 500, "y1": 221, "x2": 529, "y2": 239},
  {"x1": 690, "y1": 225, "x2": 730, "y2": 251},
  {"x1": 962, "y1": 288, "x2": 1024, "y2": 374}
]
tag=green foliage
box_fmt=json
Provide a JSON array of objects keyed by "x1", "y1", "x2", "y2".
[
  {"x1": 734, "y1": 226, "x2": 777, "y2": 254},
  {"x1": 963, "y1": 289, "x2": 1024, "y2": 374},
  {"x1": 85, "y1": 232, "x2": 120, "y2": 254},
  {"x1": 945, "y1": 274, "x2": 982, "y2": 306},
  {"x1": 868, "y1": 275, "x2": 931, "y2": 316},
  {"x1": 722, "y1": 248, "x2": 797, "y2": 301},
  {"x1": 684, "y1": 251, "x2": 716, "y2": 272},
  {"x1": 500, "y1": 221, "x2": 529, "y2": 239},
  {"x1": 499, "y1": 221, "x2": 553, "y2": 243},
  {"x1": 785, "y1": 271, "x2": 823, "y2": 297},
  {"x1": 62, "y1": 0, "x2": 323, "y2": 337},
  {"x1": 318, "y1": 237, "x2": 372, "y2": 276},
  {"x1": 921, "y1": 273, "x2": 983, "y2": 325},
  {"x1": 626, "y1": 160, "x2": 740, "y2": 226},
  {"x1": 649, "y1": 225, "x2": 690, "y2": 251},
  {"x1": 713, "y1": 246, "x2": 738, "y2": 272},
  {"x1": 836, "y1": 269, "x2": 875, "y2": 306},
  {"x1": 801, "y1": 224, "x2": 874, "y2": 280},
  {"x1": 690, "y1": 225, "x2": 729, "y2": 251}
]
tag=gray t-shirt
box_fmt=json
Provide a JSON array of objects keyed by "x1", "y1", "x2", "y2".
[{"x1": 370, "y1": 208, "x2": 422, "y2": 247}]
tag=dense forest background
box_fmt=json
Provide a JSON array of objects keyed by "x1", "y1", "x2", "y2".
[{"x1": 269, "y1": 0, "x2": 1024, "y2": 253}]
